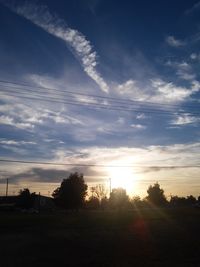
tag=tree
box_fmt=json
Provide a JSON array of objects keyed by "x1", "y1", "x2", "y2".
[
  {"x1": 101, "y1": 196, "x2": 109, "y2": 209},
  {"x1": 86, "y1": 196, "x2": 100, "y2": 209},
  {"x1": 131, "y1": 195, "x2": 143, "y2": 208},
  {"x1": 170, "y1": 195, "x2": 197, "y2": 207},
  {"x1": 17, "y1": 188, "x2": 36, "y2": 209},
  {"x1": 170, "y1": 195, "x2": 186, "y2": 207},
  {"x1": 146, "y1": 183, "x2": 167, "y2": 206},
  {"x1": 186, "y1": 195, "x2": 196, "y2": 205},
  {"x1": 52, "y1": 172, "x2": 88, "y2": 210},
  {"x1": 109, "y1": 188, "x2": 129, "y2": 209},
  {"x1": 90, "y1": 184, "x2": 108, "y2": 201}
]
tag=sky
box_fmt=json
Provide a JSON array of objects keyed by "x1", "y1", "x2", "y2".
[{"x1": 0, "y1": 0, "x2": 200, "y2": 198}]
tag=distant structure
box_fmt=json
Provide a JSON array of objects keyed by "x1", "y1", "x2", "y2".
[
  {"x1": 33, "y1": 195, "x2": 56, "y2": 211},
  {"x1": 0, "y1": 194, "x2": 56, "y2": 212}
]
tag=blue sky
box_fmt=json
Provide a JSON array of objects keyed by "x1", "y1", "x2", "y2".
[{"x1": 0, "y1": 0, "x2": 200, "y2": 197}]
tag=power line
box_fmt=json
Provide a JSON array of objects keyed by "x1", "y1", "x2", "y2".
[
  {"x1": 1, "y1": 79, "x2": 199, "y2": 116},
  {"x1": 0, "y1": 79, "x2": 199, "y2": 110},
  {"x1": 1, "y1": 89, "x2": 200, "y2": 117},
  {"x1": 0, "y1": 159, "x2": 200, "y2": 168},
  {"x1": 2, "y1": 84, "x2": 199, "y2": 114}
]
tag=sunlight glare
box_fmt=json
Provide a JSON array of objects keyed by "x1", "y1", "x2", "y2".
[{"x1": 107, "y1": 165, "x2": 136, "y2": 195}]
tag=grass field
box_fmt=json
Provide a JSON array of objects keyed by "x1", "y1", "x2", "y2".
[{"x1": 0, "y1": 208, "x2": 200, "y2": 266}]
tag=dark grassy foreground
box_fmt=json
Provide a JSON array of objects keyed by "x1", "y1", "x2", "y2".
[{"x1": 0, "y1": 208, "x2": 200, "y2": 267}]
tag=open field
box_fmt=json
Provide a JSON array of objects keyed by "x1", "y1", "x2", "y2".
[{"x1": 0, "y1": 208, "x2": 200, "y2": 267}]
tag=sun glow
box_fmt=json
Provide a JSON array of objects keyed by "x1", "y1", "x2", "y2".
[{"x1": 107, "y1": 166, "x2": 137, "y2": 195}]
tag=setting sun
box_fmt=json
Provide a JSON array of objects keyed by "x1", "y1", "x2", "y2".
[{"x1": 107, "y1": 166, "x2": 136, "y2": 195}]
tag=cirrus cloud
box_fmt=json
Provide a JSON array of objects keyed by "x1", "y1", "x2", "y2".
[
  {"x1": 3, "y1": 1, "x2": 109, "y2": 93},
  {"x1": 166, "y1": 36, "x2": 185, "y2": 47}
]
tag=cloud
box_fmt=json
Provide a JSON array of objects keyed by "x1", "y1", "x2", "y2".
[
  {"x1": 0, "y1": 115, "x2": 34, "y2": 130},
  {"x1": 117, "y1": 80, "x2": 143, "y2": 98},
  {"x1": 151, "y1": 79, "x2": 198, "y2": 102},
  {"x1": 97, "y1": 126, "x2": 113, "y2": 134},
  {"x1": 2, "y1": 166, "x2": 104, "y2": 185},
  {"x1": 115, "y1": 78, "x2": 199, "y2": 104},
  {"x1": 171, "y1": 114, "x2": 200, "y2": 126},
  {"x1": 130, "y1": 124, "x2": 146, "y2": 130},
  {"x1": 117, "y1": 117, "x2": 125, "y2": 125},
  {"x1": 52, "y1": 143, "x2": 200, "y2": 169},
  {"x1": 1, "y1": 168, "x2": 70, "y2": 184},
  {"x1": 0, "y1": 102, "x2": 45, "y2": 127},
  {"x1": 136, "y1": 113, "x2": 147, "y2": 120},
  {"x1": 0, "y1": 99, "x2": 84, "y2": 132},
  {"x1": 166, "y1": 36, "x2": 185, "y2": 47},
  {"x1": 177, "y1": 72, "x2": 196, "y2": 81},
  {"x1": 4, "y1": 1, "x2": 109, "y2": 93},
  {"x1": 191, "y1": 80, "x2": 200, "y2": 90},
  {"x1": 190, "y1": 53, "x2": 200, "y2": 60},
  {"x1": 185, "y1": 1, "x2": 200, "y2": 15},
  {"x1": 1, "y1": 142, "x2": 200, "y2": 196},
  {"x1": 0, "y1": 139, "x2": 36, "y2": 145},
  {"x1": 165, "y1": 60, "x2": 196, "y2": 81},
  {"x1": 40, "y1": 109, "x2": 83, "y2": 125}
]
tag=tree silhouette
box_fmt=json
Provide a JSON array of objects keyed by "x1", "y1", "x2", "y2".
[
  {"x1": 101, "y1": 196, "x2": 109, "y2": 209},
  {"x1": 170, "y1": 195, "x2": 197, "y2": 207},
  {"x1": 52, "y1": 172, "x2": 87, "y2": 210},
  {"x1": 146, "y1": 183, "x2": 167, "y2": 206},
  {"x1": 131, "y1": 195, "x2": 143, "y2": 208},
  {"x1": 90, "y1": 184, "x2": 108, "y2": 201},
  {"x1": 170, "y1": 195, "x2": 186, "y2": 207},
  {"x1": 86, "y1": 196, "x2": 100, "y2": 209},
  {"x1": 17, "y1": 188, "x2": 36, "y2": 209},
  {"x1": 186, "y1": 195, "x2": 196, "y2": 205},
  {"x1": 109, "y1": 188, "x2": 129, "y2": 209}
]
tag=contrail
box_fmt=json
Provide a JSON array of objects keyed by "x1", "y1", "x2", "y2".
[{"x1": 3, "y1": 1, "x2": 109, "y2": 93}]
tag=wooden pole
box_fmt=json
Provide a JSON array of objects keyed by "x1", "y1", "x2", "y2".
[
  {"x1": 38, "y1": 192, "x2": 41, "y2": 213},
  {"x1": 5, "y1": 178, "x2": 8, "y2": 197},
  {"x1": 109, "y1": 178, "x2": 111, "y2": 197}
]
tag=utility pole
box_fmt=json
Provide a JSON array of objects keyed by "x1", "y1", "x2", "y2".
[
  {"x1": 109, "y1": 178, "x2": 112, "y2": 197},
  {"x1": 38, "y1": 192, "x2": 41, "y2": 213},
  {"x1": 5, "y1": 178, "x2": 8, "y2": 197}
]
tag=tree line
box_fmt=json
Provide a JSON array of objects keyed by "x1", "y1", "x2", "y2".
[{"x1": 15, "y1": 172, "x2": 200, "y2": 210}]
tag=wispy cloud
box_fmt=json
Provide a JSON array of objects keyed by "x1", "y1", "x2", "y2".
[
  {"x1": 4, "y1": 1, "x2": 109, "y2": 93},
  {"x1": 165, "y1": 60, "x2": 196, "y2": 81},
  {"x1": 0, "y1": 139, "x2": 36, "y2": 145},
  {"x1": 0, "y1": 115, "x2": 34, "y2": 130},
  {"x1": 136, "y1": 113, "x2": 147, "y2": 120},
  {"x1": 53, "y1": 143, "x2": 200, "y2": 169},
  {"x1": 115, "y1": 78, "x2": 199, "y2": 104},
  {"x1": 171, "y1": 114, "x2": 200, "y2": 126},
  {"x1": 185, "y1": 1, "x2": 200, "y2": 15},
  {"x1": 0, "y1": 168, "x2": 70, "y2": 184},
  {"x1": 130, "y1": 124, "x2": 146, "y2": 130},
  {"x1": 151, "y1": 79, "x2": 198, "y2": 102},
  {"x1": 190, "y1": 53, "x2": 200, "y2": 61},
  {"x1": 0, "y1": 101, "x2": 83, "y2": 131},
  {"x1": 166, "y1": 36, "x2": 185, "y2": 47},
  {"x1": 116, "y1": 80, "x2": 149, "y2": 101},
  {"x1": 176, "y1": 72, "x2": 196, "y2": 81}
]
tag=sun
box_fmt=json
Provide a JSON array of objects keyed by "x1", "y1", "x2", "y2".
[{"x1": 107, "y1": 166, "x2": 136, "y2": 195}]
